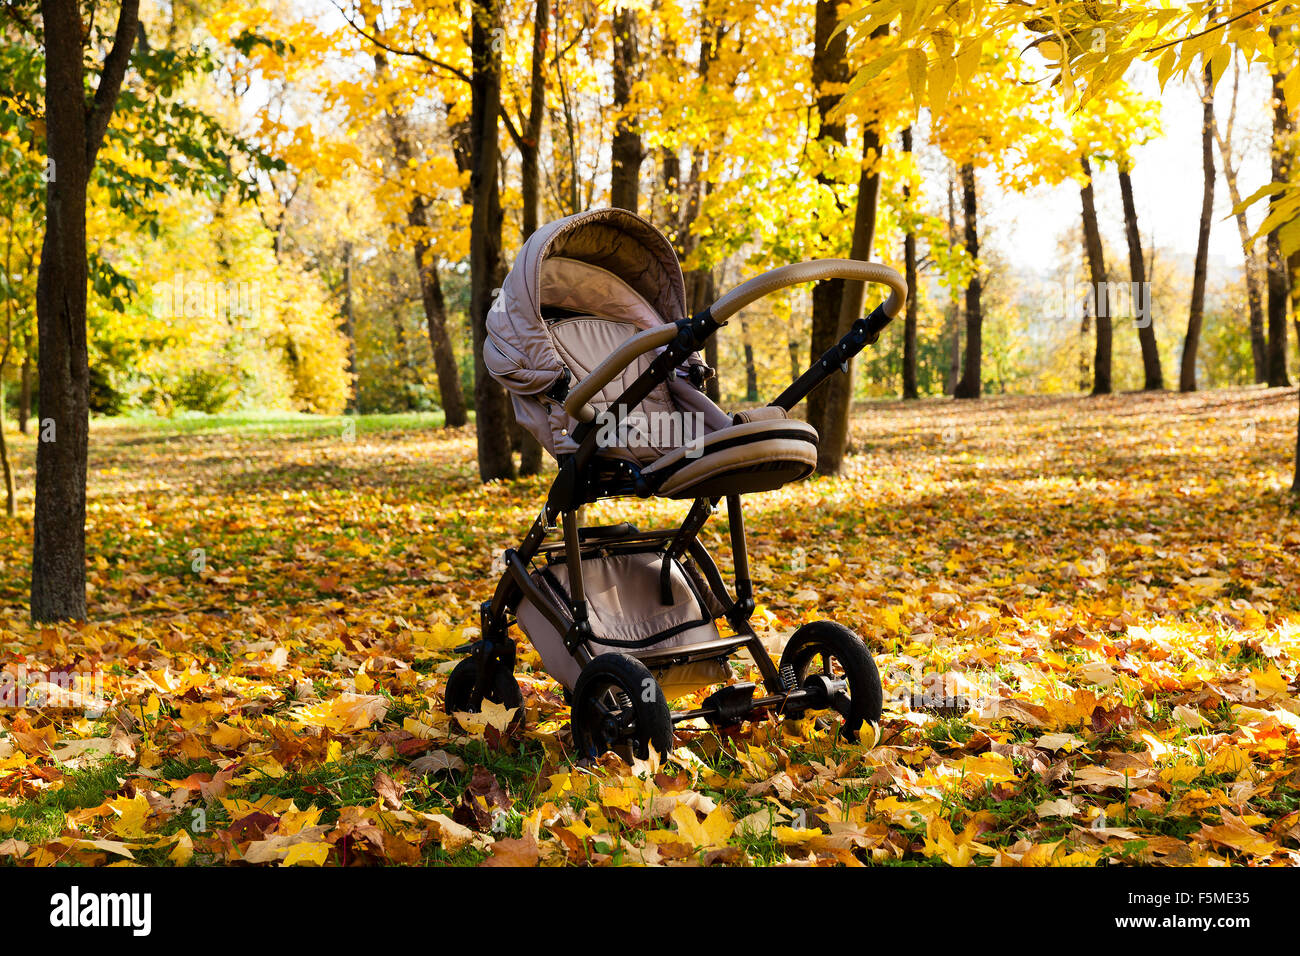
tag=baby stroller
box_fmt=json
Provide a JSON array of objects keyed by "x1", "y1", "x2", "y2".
[{"x1": 445, "y1": 208, "x2": 908, "y2": 759}]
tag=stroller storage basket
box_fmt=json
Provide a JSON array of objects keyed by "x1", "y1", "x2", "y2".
[{"x1": 516, "y1": 547, "x2": 728, "y2": 695}]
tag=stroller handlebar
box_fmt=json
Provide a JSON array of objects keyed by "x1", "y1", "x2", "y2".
[
  {"x1": 709, "y1": 259, "x2": 908, "y2": 326},
  {"x1": 562, "y1": 258, "x2": 908, "y2": 424}
]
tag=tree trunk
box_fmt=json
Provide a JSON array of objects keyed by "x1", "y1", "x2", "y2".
[
  {"x1": 665, "y1": 14, "x2": 722, "y2": 402},
  {"x1": 818, "y1": 115, "x2": 883, "y2": 474},
  {"x1": 1266, "y1": 233, "x2": 1291, "y2": 387},
  {"x1": 1079, "y1": 301, "x2": 1092, "y2": 392},
  {"x1": 470, "y1": 0, "x2": 516, "y2": 480},
  {"x1": 953, "y1": 164, "x2": 982, "y2": 399},
  {"x1": 1078, "y1": 155, "x2": 1112, "y2": 395},
  {"x1": 685, "y1": 269, "x2": 720, "y2": 402},
  {"x1": 901, "y1": 126, "x2": 918, "y2": 400},
  {"x1": 520, "y1": 0, "x2": 548, "y2": 239},
  {"x1": 0, "y1": 392, "x2": 14, "y2": 517},
  {"x1": 1181, "y1": 64, "x2": 1216, "y2": 393},
  {"x1": 32, "y1": 0, "x2": 140, "y2": 622},
  {"x1": 1293, "y1": 385, "x2": 1300, "y2": 495},
  {"x1": 1290, "y1": 249, "x2": 1300, "y2": 353},
  {"x1": 740, "y1": 319, "x2": 758, "y2": 402},
  {"x1": 342, "y1": 241, "x2": 357, "y2": 413},
  {"x1": 1117, "y1": 167, "x2": 1163, "y2": 390},
  {"x1": 413, "y1": 244, "x2": 469, "y2": 426},
  {"x1": 19, "y1": 334, "x2": 31, "y2": 434},
  {"x1": 375, "y1": 50, "x2": 469, "y2": 427},
  {"x1": 1209, "y1": 61, "x2": 1269, "y2": 382},
  {"x1": 1266, "y1": 60, "x2": 1294, "y2": 388},
  {"x1": 1245, "y1": 253, "x2": 1269, "y2": 385},
  {"x1": 945, "y1": 174, "x2": 961, "y2": 395},
  {"x1": 610, "y1": 8, "x2": 642, "y2": 213},
  {"x1": 2, "y1": 207, "x2": 17, "y2": 514},
  {"x1": 509, "y1": 0, "x2": 549, "y2": 476},
  {"x1": 806, "y1": 0, "x2": 850, "y2": 434}
]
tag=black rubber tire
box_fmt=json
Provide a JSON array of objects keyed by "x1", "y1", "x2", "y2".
[
  {"x1": 572, "y1": 653, "x2": 673, "y2": 760},
  {"x1": 778, "y1": 620, "x2": 882, "y2": 742},
  {"x1": 443, "y1": 657, "x2": 524, "y2": 722}
]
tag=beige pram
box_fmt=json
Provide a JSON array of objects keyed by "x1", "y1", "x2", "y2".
[{"x1": 446, "y1": 208, "x2": 908, "y2": 758}]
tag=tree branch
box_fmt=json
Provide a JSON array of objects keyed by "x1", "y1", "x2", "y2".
[
  {"x1": 501, "y1": 108, "x2": 524, "y2": 151},
  {"x1": 1147, "y1": 1, "x2": 1273, "y2": 54},
  {"x1": 85, "y1": 0, "x2": 141, "y2": 165},
  {"x1": 331, "y1": 1, "x2": 473, "y2": 85}
]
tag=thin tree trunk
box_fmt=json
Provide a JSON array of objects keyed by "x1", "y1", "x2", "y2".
[
  {"x1": 551, "y1": 36, "x2": 581, "y2": 216},
  {"x1": 1266, "y1": 57, "x2": 1293, "y2": 387},
  {"x1": 342, "y1": 241, "x2": 357, "y2": 413},
  {"x1": 901, "y1": 126, "x2": 918, "y2": 400},
  {"x1": 19, "y1": 333, "x2": 31, "y2": 434},
  {"x1": 953, "y1": 164, "x2": 982, "y2": 399},
  {"x1": 1078, "y1": 155, "x2": 1112, "y2": 395},
  {"x1": 687, "y1": 269, "x2": 720, "y2": 402},
  {"x1": 1211, "y1": 58, "x2": 1269, "y2": 382},
  {"x1": 0, "y1": 393, "x2": 14, "y2": 517},
  {"x1": 32, "y1": 0, "x2": 140, "y2": 621},
  {"x1": 669, "y1": 15, "x2": 723, "y2": 403},
  {"x1": 1181, "y1": 63, "x2": 1217, "y2": 392},
  {"x1": 413, "y1": 246, "x2": 468, "y2": 425},
  {"x1": 375, "y1": 50, "x2": 469, "y2": 427},
  {"x1": 469, "y1": 0, "x2": 515, "y2": 480},
  {"x1": 1079, "y1": 300, "x2": 1092, "y2": 392},
  {"x1": 819, "y1": 113, "x2": 883, "y2": 474},
  {"x1": 1290, "y1": 249, "x2": 1300, "y2": 353},
  {"x1": 508, "y1": 0, "x2": 549, "y2": 476},
  {"x1": 1293, "y1": 385, "x2": 1300, "y2": 495},
  {"x1": 2, "y1": 209, "x2": 17, "y2": 514},
  {"x1": 945, "y1": 174, "x2": 961, "y2": 395},
  {"x1": 610, "y1": 8, "x2": 642, "y2": 212},
  {"x1": 806, "y1": 0, "x2": 850, "y2": 433},
  {"x1": 740, "y1": 319, "x2": 758, "y2": 402},
  {"x1": 520, "y1": 0, "x2": 548, "y2": 239},
  {"x1": 1117, "y1": 167, "x2": 1164, "y2": 390}
]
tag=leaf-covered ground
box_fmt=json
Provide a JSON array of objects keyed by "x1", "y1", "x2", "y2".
[{"x1": 1, "y1": 388, "x2": 1299, "y2": 866}]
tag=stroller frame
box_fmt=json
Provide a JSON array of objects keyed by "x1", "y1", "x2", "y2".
[{"x1": 454, "y1": 255, "x2": 908, "y2": 754}]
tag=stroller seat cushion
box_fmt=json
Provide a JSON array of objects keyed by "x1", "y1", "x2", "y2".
[
  {"x1": 549, "y1": 316, "x2": 680, "y2": 464},
  {"x1": 641, "y1": 417, "x2": 819, "y2": 499}
]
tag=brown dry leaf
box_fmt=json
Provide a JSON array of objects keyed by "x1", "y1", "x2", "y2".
[
  {"x1": 409, "y1": 750, "x2": 466, "y2": 775},
  {"x1": 373, "y1": 772, "x2": 406, "y2": 810},
  {"x1": 481, "y1": 835, "x2": 540, "y2": 867}
]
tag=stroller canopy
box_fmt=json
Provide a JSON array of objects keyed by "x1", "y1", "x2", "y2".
[
  {"x1": 487, "y1": 208, "x2": 687, "y2": 399},
  {"x1": 487, "y1": 209, "x2": 727, "y2": 463}
]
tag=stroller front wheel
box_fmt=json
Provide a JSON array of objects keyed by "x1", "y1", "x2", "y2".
[
  {"x1": 572, "y1": 653, "x2": 673, "y2": 761},
  {"x1": 444, "y1": 657, "x2": 524, "y2": 726},
  {"x1": 779, "y1": 620, "x2": 882, "y2": 743}
]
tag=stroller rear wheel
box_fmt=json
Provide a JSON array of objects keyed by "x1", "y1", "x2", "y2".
[
  {"x1": 444, "y1": 657, "x2": 524, "y2": 725},
  {"x1": 779, "y1": 620, "x2": 882, "y2": 743},
  {"x1": 572, "y1": 653, "x2": 673, "y2": 760}
]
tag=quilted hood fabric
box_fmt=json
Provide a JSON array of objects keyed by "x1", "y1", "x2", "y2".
[
  {"x1": 485, "y1": 208, "x2": 687, "y2": 398},
  {"x1": 485, "y1": 208, "x2": 728, "y2": 461}
]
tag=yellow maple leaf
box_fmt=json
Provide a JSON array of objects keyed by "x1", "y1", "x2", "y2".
[
  {"x1": 168, "y1": 830, "x2": 194, "y2": 866},
  {"x1": 922, "y1": 816, "x2": 992, "y2": 867},
  {"x1": 282, "y1": 841, "x2": 330, "y2": 866},
  {"x1": 108, "y1": 793, "x2": 152, "y2": 839},
  {"x1": 1246, "y1": 666, "x2": 1289, "y2": 701}
]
